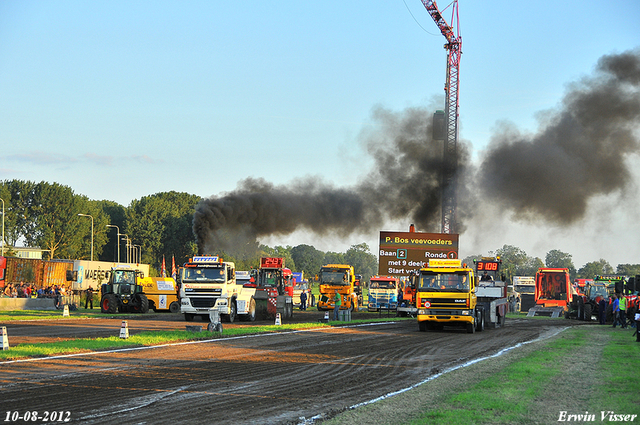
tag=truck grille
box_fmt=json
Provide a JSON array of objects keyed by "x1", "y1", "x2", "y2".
[
  {"x1": 423, "y1": 298, "x2": 467, "y2": 308},
  {"x1": 191, "y1": 297, "x2": 217, "y2": 308}
]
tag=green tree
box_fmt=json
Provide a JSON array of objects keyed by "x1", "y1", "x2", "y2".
[
  {"x1": 616, "y1": 264, "x2": 640, "y2": 276},
  {"x1": 27, "y1": 182, "x2": 108, "y2": 259},
  {"x1": 344, "y1": 243, "x2": 378, "y2": 282},
  {"x1": 99, "y1": 200, "x2": 127, "y2": 262},
  {"x1": 495, "y1": 245, "x2": 529, "y2": 283},
  {"x1": 0, "y1": 180, "x2": 37, "y2": 246},
  {"x1": 125, "y1": 191, "x2": 201, "y2": 272},
  {"x1": 520, "y1": 256, "x2": 544, "y2": 276},
  {"x1": 323, "y1": 251, "x2": 344, "y2": 266},
  {"x1": 545, "y1": 249, "x2": 576, "y2": 279},
  {"x1": 291, "y1": 244, "x2": 325, "y2": 279},
  {"x1": 577, "y1": 259, "x2": 614, "y2": 279}
]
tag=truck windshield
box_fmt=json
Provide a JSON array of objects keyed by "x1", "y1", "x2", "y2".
[
  {"x1": 321, "y1": 271, "x2": 350, "y2": 286},
  {"x1": 183, "y1": 267, "x2": 225, "y2": 283},
  {"x1": 370, "y1": 281, "x2": 396, "y2": 289},
  {"x1": 588, "y1": 286, "x2": 608, "y2": 300},
  {"x1": 419, "y1": 272, "x2": 469, "y2": 292},
  {"x1": 113, "y1": 270, "x2": 136, "y2": 284},
  {"x1": 514, "y1": 284, "x2": 535, "y2": 294},
  {"x1": 258, "y1": 270, "x2": 280, "y2": 287}
]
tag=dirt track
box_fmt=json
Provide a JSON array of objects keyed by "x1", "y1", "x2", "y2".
[{"x1": 0, "y1": 312, "x2": 583, "y2": 424}]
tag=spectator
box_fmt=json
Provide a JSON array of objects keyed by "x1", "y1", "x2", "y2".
[
  {"x1": 333, "y1": 289, "x2": 341, "y2": 321},
  {"x1": 612, "y1": 294, "x2": 620, "y2": 328},
  {"x1": 598, "y1": 297, "x2": 606, "y2": 325},
  {"x1": 300, "y1": 290, "x2": 307, "y2": 311},
  {"x1": 85, "y1": 286, "x2": 94, "y2": 309}
]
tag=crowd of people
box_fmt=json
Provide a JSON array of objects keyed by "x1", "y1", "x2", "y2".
[{"x1": 1, "y1": 282, "x2": 71, "y2": 308}]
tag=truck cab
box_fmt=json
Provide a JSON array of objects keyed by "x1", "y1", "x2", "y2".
[
  {"x1": 317, "y1": 264, "x2": 358, "y2": 312},
  {"x1": 417, "y1": 258, "x2": 508, "y2": 333},
  {"x1": 179, "y1": 255, "x2": 256, "y2": 322},
  {"x1": 416, "y1": 259, "x2": 477, "y2": 332},
  {"x1": 368, "y1": 275, "x2": 399, "y2": 311}
]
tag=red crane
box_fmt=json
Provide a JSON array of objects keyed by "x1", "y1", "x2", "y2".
[{"x1": 421, "y1": 0, "x2": 461, "y2": 234}]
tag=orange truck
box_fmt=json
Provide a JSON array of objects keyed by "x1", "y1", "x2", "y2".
[
  {"x1": 317, "y1": 264, "x2": 359, "y2": 312},
  {"x1": 527, "y1": 268, "x2": 573, "y2": 318}
]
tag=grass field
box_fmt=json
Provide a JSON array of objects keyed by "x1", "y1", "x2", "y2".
[{"x1": 324, "y1": 325, "x2": 640, "y2": 425}]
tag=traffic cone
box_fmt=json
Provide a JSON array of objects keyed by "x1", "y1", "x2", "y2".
[
  {"x1": 63, "y1": 304, "x2": 70, "y2": 317},
  {"x1": 1, "y1": 326, "x2": 8, "y2": 350},
  {"x1": 119, "y1": 320, "x2": 129, "y2": 339},
  {"x1": 274, "y1": 313, "x2": 281, "y2": 326}
]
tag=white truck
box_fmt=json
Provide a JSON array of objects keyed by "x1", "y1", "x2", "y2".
[
  {"x1": 513, "y1": 276, "x2": 536, "y2": 313},
  {"x1": 179, "y1": 256, "x2": 256, "y2": 322}
]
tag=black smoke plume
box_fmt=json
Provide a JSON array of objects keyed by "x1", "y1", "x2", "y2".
[
  {"x1": 193, "y1": 105, "x2": 471, "y2": 254},
  {"x1": 194, "y1": 49, "x2": 640, "y2": 254},
  {"x1": 477, "y1": 49, "x2": 640, "y2": 224}
]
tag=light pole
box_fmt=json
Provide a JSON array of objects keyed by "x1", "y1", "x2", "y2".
[
  {"x1": 0, "y1": 197, "x2": 4, "y2": 257},
  {"x1": 121, "y1": 234, "x2": 130, "y2": 263},
  {"x1": 77, "y1": 213, "x2": 94, "y2": 261},
  {"x1": 106, "y1": 225, "x2": 120, "y2": 263},
  {"x1": 133, "y1": 244, "x2": 142, "y2": 264}
]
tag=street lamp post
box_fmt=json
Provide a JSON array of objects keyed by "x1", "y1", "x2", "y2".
[
  {"x1": 0, "y1": 198, "x2": 4, "y2": 257},
  {"x1": 121, "y1": 234, "x2": 130, "y2": 263},
  {"x1": 133, "y1": 244, "x2": 142, "y2": 264},
  {"x1": 106, "y1": 225, "x2": 120, "y2": 263},
  {"x1": 77, "y1": 213, "x2": 94, "y2": 261}
]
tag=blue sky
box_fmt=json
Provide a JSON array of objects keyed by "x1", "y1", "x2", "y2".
[{"x1": 1, "y1": 1, "x2": 639, "y2": 268}]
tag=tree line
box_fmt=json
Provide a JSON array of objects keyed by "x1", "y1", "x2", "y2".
[
  {"x1": 462, "y1": 245, "x2": 640, "y2": 283},
  {"x1": 0, "y1": 180, "x2": 379, "y2": 281},
  {"x1": 1, "y1": 180, "x2": 637, "y2": 283}
]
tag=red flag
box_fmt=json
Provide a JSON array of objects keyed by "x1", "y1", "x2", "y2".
[
  {"x1": 171, "y1": 255, "x2": 177, "y2": 280},
  {"x1": 161, "y1": 255, "x2": 167, "y2": 277}
]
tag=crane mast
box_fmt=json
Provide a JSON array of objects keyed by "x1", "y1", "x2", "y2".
[{"x1": 421, "y1": 0, "x2": 461, "y2": 234}]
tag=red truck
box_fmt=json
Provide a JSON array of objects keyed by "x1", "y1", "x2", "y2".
[{"x1": 527, "y1": 268, "x2": 573, "y2": 318}]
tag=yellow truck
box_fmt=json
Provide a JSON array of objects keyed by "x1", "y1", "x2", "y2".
[
  {"x1": 416, "y1": 258, "x2": 508, "y2": 333},
  {"x1": 139, "y1": 276, "x2": 180, "y2": 313},
  {"x1": 317, "y1": 264, "x2": 359, "y2": 312}
]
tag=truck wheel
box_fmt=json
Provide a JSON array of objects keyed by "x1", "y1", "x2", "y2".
[
  {"x1": 584, "y1": 304, "x2": 592, "y2": 322},
  {"x1": 101, "y1": 294, "x2": 118, "y2": 314},
  {"x1": 169, "y1": 301, "x2": 180, "y2": 314},
  {"x1": 476, "y1": 310, "x2": 485, "y2": 332},
  {"x1": 418, "y1": 321, "x2": 427, "y2": 332},
  {"x1": 184, "y1": 313, "x2": 195, "y2": 322},
  {"x1": 245, "y1": 299, "x2": 256, "y2": 322},
  {"x1": 577, "y1": 298, "x2": 584, "y2": 320},
  {"x1": 466, "y1": 321, "x2": 476, "y2": 334},
  {"x1": 226, "y1": 301, "x2": 237, "y2": 323}
]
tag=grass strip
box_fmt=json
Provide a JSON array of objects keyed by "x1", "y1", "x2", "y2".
[
  {"x1": 324, "y1": 325, "x2": 639, "y2": 425},
  {"x1": 408, "y1": 330, "x2": 587, "y2": 425},
  {"x1": 589, "y1": 327, "x2": 640, "y2": 416}
]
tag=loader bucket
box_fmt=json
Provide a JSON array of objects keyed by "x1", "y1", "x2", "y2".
[{"x1": 526, "y1": 305, "x2": 566, "y2": 318}]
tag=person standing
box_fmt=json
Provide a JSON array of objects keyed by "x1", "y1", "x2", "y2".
[
  {"x1": 333, "y1": 289, "x2": 341, "y2": 321},
  {"x1": 612, "y1": 294, "x2": 620, "y2": 328},
  {"x1": 300, "y1": 290, "x2": 307, "y2": 311},
  {"x1": 619, "y1": 294, "x2": 627, "y2": 329},
  {"x1": 85, "y1": 286, "x2": 94, "y2": 309},
  {"x1": 598, "y1": 297, "x2": 606, "y2": 325}
]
